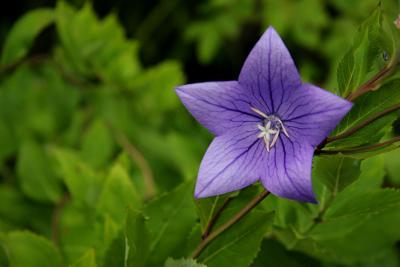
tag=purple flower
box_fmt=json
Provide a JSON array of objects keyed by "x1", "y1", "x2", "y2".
[{"x1": 176, "y1": 27, "x2": 352, "y2": 203}]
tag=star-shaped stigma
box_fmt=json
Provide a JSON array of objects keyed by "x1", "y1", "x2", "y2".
[
  {"x1": 252, "y1": 107, "x2": 289, "y2": 152},
  {"x1": 176, "y1": 27, "x2": 352, "y2": 202}
]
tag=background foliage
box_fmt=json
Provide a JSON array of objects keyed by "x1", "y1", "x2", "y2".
[{"x1": 0, "y1": 0, "x2": 400, "y2": 266}]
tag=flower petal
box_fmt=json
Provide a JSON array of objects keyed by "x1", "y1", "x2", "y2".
[
  {"x1": 238, "y1": 26, "x2": 302, "y2": 114},
  {"x1": 195, "y1": 124, "x2": 263, "y2": 198},
  {"x1": 175, "y1": 81, "x2": 261, "y2": 136},
  {"x1": 281, "y1": 83, "x2": 353, "y2": 147},
  {"x1": 260, "y1": 137, "x2": 317, "y2": 203}
]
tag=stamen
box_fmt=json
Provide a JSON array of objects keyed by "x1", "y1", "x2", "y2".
[
  {"x1": 278, "y1": 118, "x2": 290, "y2": 137},
  {"x1": 251, "y1": 107, "x2": 268, "y2": 118},
  {"x1": 270, "y1": 129, "x2": 279, "y2": 147},
  {"x1": 252, "y1": 106, "x2": 289, "y2": 151}
]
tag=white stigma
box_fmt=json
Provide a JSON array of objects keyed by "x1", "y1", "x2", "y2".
[{"x1": 251, "y1": 107, "x2": 289, "y2": 151}]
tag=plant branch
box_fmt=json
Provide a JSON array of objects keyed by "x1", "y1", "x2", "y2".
[
  {"x1": 317, "y1": 136, "x2": 400, "y2": 155},
  {"x1": 346, "y1": 66, "x2": 393, "y2": 102},
  {"x1": 114, "y1": 130, "x2": 157, "y2": 200},
  {"x1": 0, "y1": 54, "x2": 48, "y2": 75},
  {"x1": 326, "y1": 103, "x2": 400, "y2": 143},
  {"x1": 51, "y1": 193, "x2": 70, "y2": 246},
  {"x1": 201, "y1": 197, "x2": 233, "y2": 240},
  {"x1": 191, "y1": 190, "x2": 270, "y2": 259}
]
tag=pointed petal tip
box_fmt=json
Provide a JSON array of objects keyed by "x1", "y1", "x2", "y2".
[
  {"x1": 174, "y1": 85, "x2": 186, "y2": 95},
  {"x1": 264, "y1": 26, "x2": 280, "y2": 37},
  {"x1": 194, "y1": 185, "x2": 211, "y2": 199}
]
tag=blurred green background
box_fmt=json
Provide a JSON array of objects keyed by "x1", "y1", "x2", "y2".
[{"x1": 0, "y1": 0, "x2": 399, "y2": 267}]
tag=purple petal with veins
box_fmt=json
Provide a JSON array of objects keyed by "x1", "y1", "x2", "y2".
[{"x1": 175, "y1": 26, "x2": 352, "y2": 203}]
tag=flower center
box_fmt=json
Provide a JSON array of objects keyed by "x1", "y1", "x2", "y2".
[{"x1": 251, "y1": 107, "x2": 289, "y2": 151}]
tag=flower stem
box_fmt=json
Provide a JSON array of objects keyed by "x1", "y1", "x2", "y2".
[
  {"x1": 191, "y1": 190, "x2": 270, "y2": 259},
  {"x1": 114, "y1": 130, "x2": 157, "y2": 199},
  {"x1": 346, "y1": 66, "x2": 393, "y2": 102},
  {"x1": 201, "y1": 197, "x2": 233, "y2": 240},
  {"x1": 317, "y1": 136, "x2": 400, "y2": 155},
  {"x1": 326, "y1": 103, "x2": 400, "y2": 143}
]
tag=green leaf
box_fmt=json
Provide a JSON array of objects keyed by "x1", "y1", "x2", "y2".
[
  {"x1": 51, "y1": 148, "x2": 103, "y2": 207},
  {"x1": 164, "y1": 258, "x2": 206, "y2": 267},
  {"x1": 132, "y1": 61, "x2": 185, "y2": 114},
  {"x1": 384, "y1": 148, "x2": 400, "y2": 185},
  {"x1": 103, "y1": 231, "x2": 125, "y2": 267},
  {"x1": 0, "y1": 185, "x2": 52, "y2": 231},
  {"x1": 125, "y1": 209, "x2": 151, "y2": 267},
  {"x1": 197, "y1": 211, "x2": 274, "y2": 267},
  {"x1": 1, "y1": 231, "x2": 62, "y2": 267},
  {"x1": 81, "y1": 119, "x2": 115, "y2": 169},
  {"x1": 313, "y1": 155, "x2": 361, "y2": 196},
  {"x1": 328, "y1": 79, "x2": 400, "y2": 149},
  {"x1": 1, "y1": 8, "x2": 54, "y2": 65},
  {"x1": 69, "y1": 249, "x2": 97, "y2": 267},
  {"x1": 195, "y1": 194, "x2": 233, "y2": 231},
  {"x1": 16, "y1": 140, "x2": 63, "y2": 203},
  {"x1": 356, "y1": 155, "x2": 385, "y2": 190},
  {"x1": 55, "y1": 2, "x2": 141, "y2": 86},
  {"x1": 324, "y1": 188, "x2": 400, "y2": 220},
  {"x1": 97, "y1": 163, "x2": 141, "y2": 225},
  {"x1": 144, "y1": 182, "x2": 197, "y2": 267},
  {"x1": 336, "y1": 6, "x2": 393, "y2": 97},
  {"x1": 58, "y1": 201, "x2": 104, "y2": 265},
  {"x1": 252, "y1": 239, "x2": 319, "y2": 267}
]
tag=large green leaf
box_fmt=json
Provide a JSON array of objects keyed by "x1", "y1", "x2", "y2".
[
  {"x1": 0, "y1": 231, "x2": 62, "y2": 267},
  {"x1": 252, "y1": 239, "x2": 320, "y2": 267},
  {"x1": 273, "y1": 155, "x2": 393, "y2": 264},
  {"x1": 144, "y1": 182, "x2": 197, "y2": 266},
  {"x1": 1, "y1": 8, "x2": 54, "y2": 65},
  {"x1": 125, "y1": 209, "x2": 151, "y2": 267},
  {"x1": 336, "y1": 6, "x2": 393, "y2": 97},
  {"x1": 327, "y1": 79, "x2": 400, "y2": 149},
  {"x1": 17, "y1": 140, "x2": 63, "y2": 203},
  {"x1": 197, "y1": 211, "x2": 274, "y2": 267}
]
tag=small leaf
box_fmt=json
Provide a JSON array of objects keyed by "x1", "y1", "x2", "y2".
[
  {"x1": 144, "y1": 182, "x2": 197, "y2": 267},
  {"x1": 1, "y1": 8, "x2": 54, "y2": 65},
  {"x1": 97, "y1": 163, "x2": 141, "y2": 224},
  {"x1": 17, "y1": 140, "x2": 63, "y2": 203},
  {"x1": 1, "y1": 231, "x2": 62, "y2": 267},
  {"x1": 125, "y1": 209, "x2": 150, "y2": 267},
  {"x1": 51, "y1": 148, "x2": 103, "y2": 207},
  {"x1": 164, "y1": 258, "x2": 206, "y2": 267},
  {"x1": 81, "y1": 119, "x2": 115, "y2": 169},
  {"x1": 69, "y1": 249, "x2": 97, "y2": 267}
]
